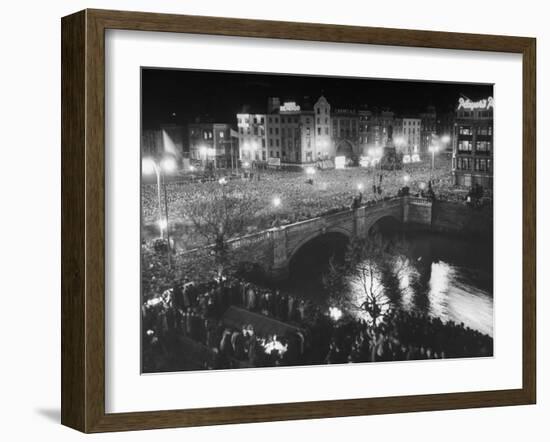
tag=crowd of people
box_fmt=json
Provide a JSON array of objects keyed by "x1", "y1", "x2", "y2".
[
  {"x1": 142, "y1": 274, "x2": 493, "y2": 372},
  {"x1": 142, "y1": 276, "x2": 312, "y2": 371},
  {"x1": 142, "y1": 156, "x2": 486, "y2": 249}
]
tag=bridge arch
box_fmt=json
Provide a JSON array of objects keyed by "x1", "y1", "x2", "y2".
[
  {"x1": 367, "y1": 214, "x2": 403, "y2": 236},
  {"x1": 287, "y1": 229, "x2": 351, "y2": 278}
]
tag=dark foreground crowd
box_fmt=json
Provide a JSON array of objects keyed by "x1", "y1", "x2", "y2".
[{"x1": 142, "y1": 276, "x2": 493, "y2": 372}]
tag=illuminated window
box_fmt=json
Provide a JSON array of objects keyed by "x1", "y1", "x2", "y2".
[
  {"x1": 459, "y1": 126, "x2": 473, "y2": 135},
  {"x1": 458, "y1": 140, "x2": 472, "y2": 152},
  {"x1": 476, "y1": 141, "x2": 491, "y2": 153}
]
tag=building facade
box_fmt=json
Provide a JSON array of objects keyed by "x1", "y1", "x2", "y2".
[
  {"x1": 452, "y1": 97, "x2": 494, "y2": 187},
  {"x1": 188, "y1": 122, "x2": 237, "y2": 168},
  {"x1": 236, "y1": 113, "x2": 267, "y2": 162},
  {"x1": 420, "y1": 106, "x2": 437, "y2": 154}
]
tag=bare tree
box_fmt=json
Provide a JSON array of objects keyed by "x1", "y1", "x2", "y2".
[
  {"x1": 323, "y1": 233, "x2": 409, "y2": 325},
  {"x1": 179, "y1": 182, "x2": 259, "y2": 278}
]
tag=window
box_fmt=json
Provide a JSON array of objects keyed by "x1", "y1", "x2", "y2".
[
  {"x1": 476, "y1": 158, "x2": 492, "y2": 172},
  {"x1": 458, "y1": 140, "x2": 472, "y2": 152},
  {"x1": 262, "y1": 151, "x2": 266, "y2": 161},
  {"x1": 270, "y1": 150, "x2": 273, "y2": 157},
  {"x1": 306, "y1": 128, "x2": 310, "y2": 136},
  {"x1": 325, "y1": 127, "x2": 329, "y2": 135},
  {"x1": 478, "y1": 126, "x2": 493, "y2": 136},
  {"x1": 219, "y1": 131, "x2": 224, "y2": 138},
  {"x1": 476, "y1": 141, "x2": 492, "y2": 154},
  {"x1": 457, "y1": 157, "x2": 472, "y2": 170},
  {"x1": 281, "y1": 117, "x2": 285, "y2": 123},
  {"x1": 276, "y1": 151, "x2": 280, "y2": 158},
  {"x1": 269, "y1": 127, "x2": 273, "y2": 135},
  {"x1": 317, "y1": 127, "x2": 321, "y2": 135},
  {"x1": 240, "y1": 127, "x2": 244, "y2": 134},
  {"x1": 325, "y1": 118, "x2": 328, "y2": 124},
  {"x1": 459, "y1": 126, "x2": 473, "y2": 135},
  {"x1": 275, "y1": 128, "x2": 279, "y2": 135},
  {"x1": 317, "y1": 108, "x2": 320, "y2": 114},
  {"x1": 261, "y1": 139, "x2": 265, "y2": 148},
  {"x1": 317, "y1": 118, "x2": 320, "y2": 125},
  {"x1": 260, "y1": 117, "x2": 264, "y2": 124},
  {"x1": 268, "y1": 117, "x2": 272, "y2": 123},
  {"x1": 276, "y1": 139, "x2": 279, "y2": 147},
  {"x1": 253, "y1": 127, "x2": 258, "y2": 135},
  {"x1": 269, "y1": 139, "x2": 273, "y2": 147}
]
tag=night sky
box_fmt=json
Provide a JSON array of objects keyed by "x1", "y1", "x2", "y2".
[{"x1": 141, "y1": 68, "x2": 493, "y2": 130}]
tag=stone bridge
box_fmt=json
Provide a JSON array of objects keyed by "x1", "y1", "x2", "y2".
[{"x1": 222, "y1": 196, "x2": 433, "y2": 280}]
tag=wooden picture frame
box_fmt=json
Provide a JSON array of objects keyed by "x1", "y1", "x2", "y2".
[{"x1": 61, "y1": 8, "x2": 536, "y2": 433}]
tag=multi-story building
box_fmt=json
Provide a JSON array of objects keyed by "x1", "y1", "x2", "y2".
[
  {"x1": 332, "y1": 108, "x2": 359, "y2": 159},
  {"x1": 188, "y1": 122, "x2": 237, "y2": 168},
  {"x1": 397, "y1": 118, "x2": 422, "y2": 157},
  {"x1": 313, "y1": 96, "x2": 332, "y2": 159},
  {"x1": 420, "y1": 106, "x2": 437, "y2": 154},
  {"x1": 265, "y1": 112, "x2": 282, "y2": 161},
  {"x1": 452, "y1": 96, "x2": 494, "y2": 187},
  {"x1": 236, "y1": 113, "x2": 267, "y2": 162},
  {"x1": 366, "y1": 110, "x2": 395, "y2": 149}
]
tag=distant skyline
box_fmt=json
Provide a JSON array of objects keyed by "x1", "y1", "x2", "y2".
[{"x1": 141, "y1": 68, "x2": 493, "y2": 130}]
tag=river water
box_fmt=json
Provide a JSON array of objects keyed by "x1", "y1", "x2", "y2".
[{"x1": 285, "y1": 231, "x2": 494, "y2": 337}]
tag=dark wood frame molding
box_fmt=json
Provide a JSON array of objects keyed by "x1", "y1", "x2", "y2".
[{"x1": 61, "y1": 9, "x2": 536, "y2": 433}]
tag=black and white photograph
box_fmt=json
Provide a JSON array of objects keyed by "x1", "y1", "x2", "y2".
[{"x1": 140, "y1": 68, "x2": 494, "y2": 374}]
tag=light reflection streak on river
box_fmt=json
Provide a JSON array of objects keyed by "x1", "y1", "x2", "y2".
[{"x1": 347, "y1": 255, "x2": 493, "y2": 337}]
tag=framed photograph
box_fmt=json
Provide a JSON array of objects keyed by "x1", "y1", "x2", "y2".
[{"x1": 61, "y1": 9, "x2": 536, "y2": 433}]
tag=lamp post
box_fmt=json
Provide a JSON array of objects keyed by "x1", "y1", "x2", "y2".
[
  {"x1": 305, "y1": 166, "x2": 316, "y2": 183},
  {"x1": 272, "y1": 196, "x2": 282, "y2": 226},
  {"x1": 142, "y1": 156, "x2": 177, "y2": 265},
  {"x1": 428, "y1": 144, "x2": 439, "y2": 176}
]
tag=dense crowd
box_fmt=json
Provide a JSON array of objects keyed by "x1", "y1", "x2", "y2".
[
  {"x1": 142, "y1": 275, "x2": 493, "y2": 372},
  {"x1": 142, "y1": 157, "x2": 487, "y2": 249}
]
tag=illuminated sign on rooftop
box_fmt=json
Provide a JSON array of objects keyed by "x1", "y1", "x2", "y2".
[
  {"x1": 458, "y1": 97, "x2": 494, "y2": 111},
  {"x1": 280, "y1": 101, "x2": 301, "y2": 113}
]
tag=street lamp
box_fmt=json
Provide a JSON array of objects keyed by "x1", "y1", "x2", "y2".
[
  {"x1": 142, "y1": 156, "x2": 176, "y2": 265},
  {"x1": 272, "y1": 196, "x2": 282, "y2": 227},
  {"x1": 428, "y1": 144, "x2": 439, "y2": 174}
]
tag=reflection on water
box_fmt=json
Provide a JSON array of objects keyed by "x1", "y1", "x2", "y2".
[{"x1": 288, "y1": 232, "x2": 494, "y2": 337}]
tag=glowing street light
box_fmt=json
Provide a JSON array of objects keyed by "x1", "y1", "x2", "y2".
[
  {"x1": 142, "y1": 156, "x2": 177, "y2": 265},
  {"x1": 440, "y1": 134, "x2": 451, "y2": 145},
  {"x1": 357, "y1": 183, "x2": 364, "y2": 192},
  {"x1": 160, "y1": 156, "x2": 177, "y2": 174},
  {"x1": 305, "y1": 166, "x2": 316, "y2": 176},
  {"x1": 272, "y1": 196, "x2": 281, "y2": 208},
  {"x1": 403, "y1": 174, "x2": 410, "y2": 184},
  {"x1": 428, "y1": 144, "x2": 439, "y2": 173},
  {"x1": 328, "y1": 306, "x2": 343, "y2": 322},
  {"x1": 218, "y1": 177, "x2": 228, "y2": 185}
]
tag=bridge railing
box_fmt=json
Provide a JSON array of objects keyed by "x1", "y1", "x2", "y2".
[{"x1": 176, "y1": 196, "x2": 423, "y2": 257}]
